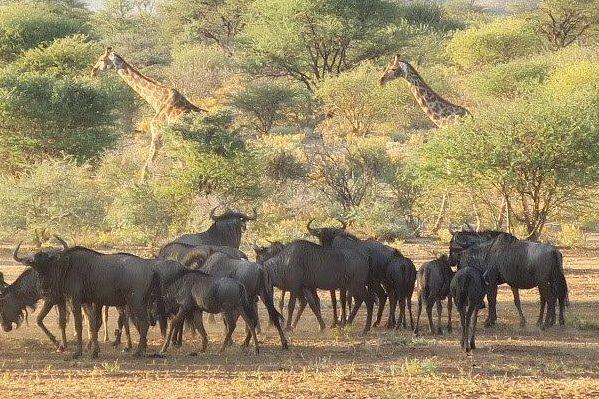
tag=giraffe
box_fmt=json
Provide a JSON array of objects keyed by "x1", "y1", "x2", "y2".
[
  {"x1": 380, "y1": 54, "x2": 470, "y2": 127},
  {"x1": 380, "y1": 55, "x2": 471, "y2": 233},
  {"x1": 91, "y1": 47, "x2": 205, "y2": 180}
]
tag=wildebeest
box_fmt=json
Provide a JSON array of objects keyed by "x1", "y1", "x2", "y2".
[
  {"x1": 186, "y1": 250, "x2": 288, "y2": 349},
  {"x1": 253, "y1": 241, "x2": 288, "y2": 311},
  {"x1": 157, "y1": 242, "x2": 247, "y2": 267},
  {"x1": 358, "y1": 240, "x2": 416, "y2": 330},
  {"x1": 0, "y1": 267, "x2": 69, "y2": 351},
  {"x1": 414, "y1": 255, "x2": 454, "y2": 335},
  {"x1": 450, "y1": 265, "x2": 486, "y2": 354},
  {"x1": 13, "y1": 240, "x2": 164, "y2": 358},
  {"x1": 172, "y1": 207, "x2": 256, "y2": 249},
  {"x1": 159, "y1": 269, "x2": 260, "y2": 354},
  {"x1": 450, "y1": 231, "x2": 568, "y2": 328}
]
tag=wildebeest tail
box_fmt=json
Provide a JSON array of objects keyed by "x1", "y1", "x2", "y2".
[
  {"x1": 551, "y1": 251, "x2": 569, "y2": 307},
  {"x1": 239, "y1": 283, "x2": 259, "y2": 328},
  {"x1": 148, "y1": 271, "x2": 167, "y2": 336},
  {"x1": 421, "y1": 266, "x2": 432, "y2": 302},
  {"x1": 453, "y1": 271, "x2": 470, "y2": 311},
  {"x1": 258, "y1": 266, "x2": 284, "y2": 324}
]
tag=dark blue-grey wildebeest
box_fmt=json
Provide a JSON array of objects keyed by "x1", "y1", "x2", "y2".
[
  {"x1": 172, "y1": 207, "x2": 256, "y2": 249},
  {"x1": 414, "y1": 255, "x2": 454, "y2": 335},
  {"x1": 157, "y1": 242, "x2": 247, "y2": 266},
  {"x1": 451, "y1": 231, "x2": 568, "y2": 328},
  {"x1": 159, "y1": 269, "x2": 260, "y2": 354},
  {"x1": 450, "y1": 264, "x2": 486, "y2": 355},
  {"x1": 184, "y1": 249, "x2": 289, "y2": 349},
  {"x1": 13, "y1": 241, "x2": 164, "y2": 359}
]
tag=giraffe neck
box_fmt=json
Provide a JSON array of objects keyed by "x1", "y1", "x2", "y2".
[
  {"x1": 402, "y1": 63, "x2": 459, "y2": 127},
  {"x1": 112, "y1": 55, "x2": 171, "y2": 114}
]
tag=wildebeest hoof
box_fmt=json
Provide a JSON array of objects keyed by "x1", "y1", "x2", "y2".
[
  {"x1": 90, "y1": 351, "x2": 99, "y2": 359},
  {"x1": 447, "y1": 326, "x2": 453, "y2": 334},
  {"x1": 484, "y1": 320, "x2": 496, "y2": 328},
  {"x1": 69, "y1": 351, "x2": 82, "y2": 360},
  {"x1": 437, "y1": 328, "x2": 443, "y2": 335},
  {"x1": 173, "y1": 342, "x2": 182, "y2": 349},
  {"x1": 56, "y1": 345, "x2": 66, "y2": 353},
  {"x1": 372, "y1": 320, "x2": 381, "y2": 327},
  {"x1": 519, "y1": 319, "x2": 526, "y2": 328},
  {"x1": 281, "y1": 341, "x2": 289, "y2": 350},
  {"x1": 121, "y1": 347, "x2": 131, "y2": 353},
  {"x1": 188, "y1": 352, "x2": 198, "y2": 357},
  {"x1": 254, "y1": 348, "x2": 259, "y2": 355}
]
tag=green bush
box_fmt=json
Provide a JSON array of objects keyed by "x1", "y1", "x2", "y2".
[
  {"x1": 0, "y1": 71, "x2": 123, "y2": 170},
  {"x1": 470, "y1": 58, "x2": 552, "y2": 98},
  {"x1": 544, "y1": 59, "x2": 599, "y2": 98},
  {"x1": 231, "y1": 81, "x2": 305, "y2": 134},
  {"x1": 0, "y1": 3, "x2": 89, "y2": 63},
  {"x1": 0, "y1": 160, "x2": 107, "y2": 245},
  {"x1": 9, "y1": 35, "x2": 98, "y2": 77},
  {"x1": 396, "y1": 1, "x2": 464, "y2": 31},
  {"x1": 447, "y1": 18, "x2": 540, "y2": 68}
]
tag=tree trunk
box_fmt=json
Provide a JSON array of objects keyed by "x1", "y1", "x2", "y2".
[{"x1": 431, "y1": 192, "x2": 449, "y2": 235}]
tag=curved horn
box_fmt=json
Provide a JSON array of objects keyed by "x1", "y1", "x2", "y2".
[
  {"x1": 336, "y1": 218, "x2": 347, "y2": 230},
  {"x1": 247, "y1": 208, "x2": 257, "y2": 220},
  {"x1": 54, "y1": 235, "x2": 68, "y2": 250},
  {"x1": 13, "y1": 242, "x2": 24, "y2": 263},
  {"x1": 306, "y1": 219, "x2": 319, "y2": 235},
  {"x1": 209, "y1": 205, "x2": 222, "y2": 221}
]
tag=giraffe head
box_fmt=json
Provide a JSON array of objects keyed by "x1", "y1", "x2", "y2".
[
  {"x1": 90, "y1": 47, "x2": 123, "y2": 77},
  {"x1": 380, "y1": 54, "x2": 410, "y2": 86}
]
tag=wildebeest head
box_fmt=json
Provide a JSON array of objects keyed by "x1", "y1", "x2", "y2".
[
  {"x1": 306, "y1": 219, "x2": 348, "y2": 246},
  {"x1": 12, "y1": 237, "x2": 69, "y2": 292},
  {"x1": 209, "y1": 206, "x2": 257, "y2": 232},
  {"x1": 253, "y1": 241, "x2": 285, "y2": 264},
  {"x1": 448, "y1": 229, "x2": 504, "y2": 266},
  {"x1": 0, "y1": 268, "x2": 41, "y2": 332},
  {"x1": 0, "y1": 295, "x2": 23, "y2": 332}
]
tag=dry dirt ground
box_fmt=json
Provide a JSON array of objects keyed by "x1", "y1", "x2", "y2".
[{"x1": 0, "y1": 238, "x2": 598, "y2": 399}]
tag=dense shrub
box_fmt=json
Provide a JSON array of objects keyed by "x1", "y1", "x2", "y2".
[
  {"x1": 447, "y1": 18, "x2": 540, "y2": 68},
  {"x1": 470, "y1": 58, "x2": 552, "y2": 98}
]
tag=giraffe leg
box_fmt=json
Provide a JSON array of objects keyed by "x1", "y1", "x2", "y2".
[{"x1": 140, "y1": 124, "x2": 163, "y2": 181}]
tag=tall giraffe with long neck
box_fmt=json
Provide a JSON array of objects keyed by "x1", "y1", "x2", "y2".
[
  {"x1": 380, "y1": 54, "x2": 471, "y2": 233},
  {"x1": 380, "y1": 54, "x2": 470, "y2": 127},
  {"x1": 91, "y1": 47, "x2": 205, "y2": 180}
]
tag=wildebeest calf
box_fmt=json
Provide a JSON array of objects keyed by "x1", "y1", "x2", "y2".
[
  {"x1": 160, "y1": 269, "x2": 260, "y2": 355},
  {"x1": 450, "y1": 266, "x2": 486, "y2": 354},
  {"x1": 414, "y1": 255, "x2": 454, "y2": 335}
]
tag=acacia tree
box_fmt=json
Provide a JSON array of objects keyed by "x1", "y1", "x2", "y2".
[
  {"x1": 536, "y1": 0, "x2": 598, "y2": 50},
  {"x1": 421, "y1": 92, "x2": 599, "y2": 240},
  {"x1": 241, "y1": 0, "x2": 403, "y2": 91},
  {"x1": 160, "y1": 0, "x2": 249, "y2": 55}
]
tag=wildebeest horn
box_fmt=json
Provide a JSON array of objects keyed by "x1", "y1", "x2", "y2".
[
  {"x1": 54, "y1": 235, "x2": 68, "y2": 250},
  {"x1": 13, "y1": 242, "x2": 24, "y2": 263},
  {"x1": 241, "y1": 208, "x2": 257, "y2": 221},
  {"x1": 209, "y1": 205, "x2": 223, "y2": 221},
  {"x1": 336, "y1": 218, "x2": 347, "y2": 230}
]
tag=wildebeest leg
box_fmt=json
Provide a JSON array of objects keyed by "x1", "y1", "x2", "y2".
[
  {"x1": 35, "y1": 300, "x2": 60, "y2": 351},
  {"x1": 407, "y1": 288, "x2": 415, "y2": 331},
  {"x1": 285, "y1": 293, "x2": 297, "y2": 331},
  {"x1": 223, "y1": 316, "x2": 234, "y2": 346},
  {"x1": 425, "y1": 300, "x2": 435, "y2": 335},
  {"x1": 398, "y1": 297, "x2": 407, "y2": 329},
  {"x1": 70, "y1": 299, "x2": 84, "y2": 359},
  {"x1": 469, "y1": 307, "x2": 479, "y2": 352},
  {"x1": 372, "y1": 284, "x2": 387, "y2": 327},
  {"x1": 387, "y1": 289, "x2": 398, "y2": 329},
  {"x1": 459, "y1": 308, "x2": 466, "y2": 350},
  {"x1": 129, "y1": 301, "x2": 149, "y2": 358},
  {"x1": 435, "y1": 300, "x2": 443, "y2": 335},
  {"x1": 89, "y1": 304, "x2": 103, "y2": 358},
  {"x1": 303, "y1": 289, "x2": 326, "y2": 331},
  {"x1": 292, "y1": 296, "x2": 307, "y2": 329},
  {"x1": 414, "y1": 294, "x2": 423, "y2": 335},
  {"x1": 544, "y1": 286, "x2": 557, "y2": 328},
  {"x1": 253, "y1": 301, "x2": 261, "y2": 334},
  {"x1": 161, "y1": 307, "x2": 186, "y2": 354},
  {"x1": 239, "y1": 307, "x2": 260, "y2": 354},
  {"x1": 122, "y1": 309, "x2": 132, "y2": 351},
  {"x1": 193, "y1": 311, "x2": 208, "y2": 353},
  {"x1": 511, "y1": 288, "x2": 526, "y2": 327},
  {"x1": 82, "y1": 304, "x2": 94, "y2": 351},
  {"x1": 279, "y1": 290, "x2": 286, "y2": 312},
  {"x1": 57, "y1": 300, "x2": 68, "y2": 352},
  {"x1": 484, "y1": 284, "x2": 498, "y2": 327},
  {"x1": 464, "y1": 305, "x2": 476, "y2": 354},
  {"x1": 536, "y1": 286, "x2": 547, "y2": 327},
  {"x1": 446, "y1": 296, "x2": 453, "y2": 333},
  {"x1": 220, "y1": 312, "x2": 237, "y2": 353},
  {"x1": 330, "y1": 290, "x2": 338, "y2": 328},
  {"x1": 362, "y1": 290, "x2": 374, "y2": 336},
  {"x1": 339, "y1": 289, "x2": 347, "y2": 326},
  {"x1": 103, "y1": 306, "x2": 110, "y2": 342},
  {"x1": 173, "y1": 319, "x2": 184, "y2": 348},
  {"x1": 558, "y1": 295, "x2": 566, "y2": 326},
  {"x1": 347, "y1": 296, "x2": 363, "y2": 324}
]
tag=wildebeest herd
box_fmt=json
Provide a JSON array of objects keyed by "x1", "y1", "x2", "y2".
[{"x1": 0, "y1": 207, "x2": 569, "y2": 359}]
